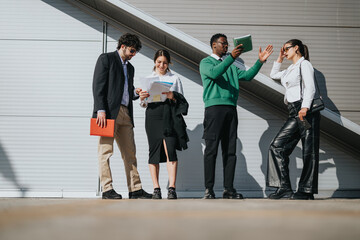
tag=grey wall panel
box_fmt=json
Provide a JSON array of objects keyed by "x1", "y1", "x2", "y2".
[
  {"x1": 0, "y1": 0, "x2": 359, "y2": 197},
  {"x1": 0, "y1": 40, "x2": 101, "y2": 117},
  {"x1": 171, "y1": 24, "x2": 360, "y2": 114},
  {"x1": 341, "y1": 112, "x2": 360, "y2": 124},
  {"x1": 106, "y1": 24, "x2": 206, "y2": 121},
  {"x1": 88, "y1": 21, "x2": 360, "y2": 197},
  {"x1": 0, "y1": 0, "x2": 103, "y2": 196},
  {"x1": 125, "y1": 0, "x2": 360, "y2": 27},
  {"x1": 125, "y1": 0, "x2": 360, "y2": 125},
  {"x1": 0, "y1": 0, "x2": 102, "y2": 40},
  {"x1": 0, "y1": 116, "x2": 98, "y2": 191}
]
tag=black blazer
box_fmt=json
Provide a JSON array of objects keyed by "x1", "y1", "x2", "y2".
[{"x1": 92, "y1": 51, "x2": 138, "y2": 126}]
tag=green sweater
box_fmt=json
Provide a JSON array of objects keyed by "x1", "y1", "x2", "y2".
[{"x1": 199, "y1": 55, "x2": 263, "y2": 108}]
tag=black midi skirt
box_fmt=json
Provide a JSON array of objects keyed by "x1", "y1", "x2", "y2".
[{"x1": 145, "y1": 102, "x2": 178, "y2": 164}]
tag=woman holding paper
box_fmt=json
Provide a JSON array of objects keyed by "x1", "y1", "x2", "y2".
[
  {"x1": 266, "y1": 39, "x2": 320, "y2": 200},
  {"x1": 139, "y1": 49, "x2": 188, "y2": 200}
]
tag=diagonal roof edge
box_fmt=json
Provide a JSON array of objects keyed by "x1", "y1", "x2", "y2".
[
  {"x1": 105, "y1": 0, "x2": 360, "y2": 136},
  {"x1": 106, "y1": 0, "x2": 211, "y2": 54},
  {"x1": 73, "y1": 0, "x2": 360, "y2": 155}
]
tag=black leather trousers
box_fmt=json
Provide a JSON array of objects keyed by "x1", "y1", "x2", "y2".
[{"x1": 266, "y1": 101, "x2": 320, "y2": 193}]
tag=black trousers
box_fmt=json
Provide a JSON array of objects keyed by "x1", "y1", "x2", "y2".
[
  {"x1": 203, "y1": 105, "x2": 238, "y2": 190},
  {"x1": 267, "y1": 101, "x2": 321, "y2": 193}
]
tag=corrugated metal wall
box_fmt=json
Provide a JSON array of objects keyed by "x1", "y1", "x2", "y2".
[
  {"x1": 0, "y1": 0, "x2": 359, "y2": 197},
  {"x1": 125, "y1": 0, "x2": 360, "y2": 124},
  {"x1": 0, "y1": 0, "x2": 103, "y2": 197}
]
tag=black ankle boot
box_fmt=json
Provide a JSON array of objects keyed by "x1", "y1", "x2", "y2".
[
  {"x1": 268, "y1": 188, "x2": 293, "y2": 199},
  {"x1": 290, "y1": 191, "x2": 314, "y2": 200}
]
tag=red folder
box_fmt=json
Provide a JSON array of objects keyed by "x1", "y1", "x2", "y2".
[{"x1": 90, "y1": 118, "x2": 115, "y2": 137}]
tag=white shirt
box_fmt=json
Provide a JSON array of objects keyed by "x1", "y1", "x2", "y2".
[
  {"x1": 270, "y1": 57, "x2": 315, "y2": 109},
  {"x1": 210, "y1": 53, "x2": 222, "y2": 61},
  {"x1": 140, "y1": 71, "x2": 184, "y2": 107}
]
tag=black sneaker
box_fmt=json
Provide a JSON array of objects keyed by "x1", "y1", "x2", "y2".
[
  {"x1": 128, "y1": 189, "x2": 152, "y2": 199},
  {"x1": 152, "y1": 188, "x2": 162, "y2": 199},
  {"x1": 102, "y1": 189, "x2": 122, "y2": 200},
  {"x1": 290, "y1": 191, "x2": 314, "y2": 200},
  {"x1": 167, "y1": 187, "x2": 177, "y2": 200},
  {"x1": 268, "y1": 188, "x2": 293, "y2": 199}
]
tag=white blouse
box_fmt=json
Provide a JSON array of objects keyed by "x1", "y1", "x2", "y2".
[
  {"x1": 140, "y1": 71, "x2": 184, "y2": 107},
  {"x1": 270, "y1": 57, "x2": 315, "y2": 109}
]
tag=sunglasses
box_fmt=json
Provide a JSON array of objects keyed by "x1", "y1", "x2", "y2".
[
  {"x1": 283, "y1": 46, "x2": 294, "y2": 53},
  {"x1": 124, "y1": 46, "x2": 137, "y2": 54}
]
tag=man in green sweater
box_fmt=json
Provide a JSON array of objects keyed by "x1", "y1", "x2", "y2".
[{"x1": 200, "y1": 33, "x2": 273, "y2": 199}]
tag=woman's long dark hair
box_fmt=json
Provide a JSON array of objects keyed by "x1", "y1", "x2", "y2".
[
  {"x1": 286, "y1": 39, "x2": 310, "y2": 61},
  {"x1": 153, "y1": 49, "x2": 171, "y2": 72}
]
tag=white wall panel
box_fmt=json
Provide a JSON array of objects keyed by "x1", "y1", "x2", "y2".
[
  {"x1": 0, "y1": 40, "x2": 101, "y2": 117},
  {"x1": 0, "y1": 0, "x2": 359, "y2": 198},
  {"x1": 0, "y1": 0, "x2": 102, "y2": 40},
  {"x1": 0, "y1": 116, "x2": 99, "y2": 191},
  {"x1": 105, "y1": 22, "x2": 360, "y2": 197},
  {"x1": 0, "y1": 0, "x2": 103, "y2": 196},
  {"x1": 125, "y1": 0, "x2": 360, "y2": 124},
  {"x1": 106, "y1": 25, "x2": 206, "y2": 121},
  {"x1": 125, "y1": 0, "x2": 360, "y2": 27},
  {"x1": 171, "y1": 24, "x2": 360, "y2": 115}
]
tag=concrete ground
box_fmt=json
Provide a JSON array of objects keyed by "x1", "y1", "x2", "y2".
[{"x1": 0, "y1": 198, "x2": 360, "y2": 240}]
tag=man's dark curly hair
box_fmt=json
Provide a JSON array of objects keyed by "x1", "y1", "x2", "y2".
[
  {"x1": 210, "y1": 33, "x2": 227, "y2": 47},
  {"x1": 117, "y1": 33, "x2": 142, "y2": 52}
]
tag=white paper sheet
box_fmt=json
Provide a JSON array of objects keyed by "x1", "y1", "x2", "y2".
[{"x1": 139, "y1": 77, "x2": 173, "y2": 103}]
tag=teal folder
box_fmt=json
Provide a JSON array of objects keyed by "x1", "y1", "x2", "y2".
[{"x1": 233, "y1": 34, "x2": 253, "y2": 53}]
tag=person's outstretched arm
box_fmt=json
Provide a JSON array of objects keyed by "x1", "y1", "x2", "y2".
[{"x1": 238, "y1": 45, "x2": 273, "y2": 81}]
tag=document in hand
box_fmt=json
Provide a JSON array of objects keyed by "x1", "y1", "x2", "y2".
[
  {"x1": 140, "y1": 76, "x2": 173, "y2": 103},
  {"x1": 233, "y1": 34, "x2": 253, "y2": 53},
  {"x1": 90, "y1": 118, "x2": 115, "y2": 137}
]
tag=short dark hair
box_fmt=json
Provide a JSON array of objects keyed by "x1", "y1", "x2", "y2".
[
  {"x1": 117, "y1": 33, "x2": 142, "y2": 52},
  {"x1": 153, "y1": 49, "x2": 171, "y2": 72},
  {"x1": 210, "y1": 33, "x2": 227, "y2": 47}
]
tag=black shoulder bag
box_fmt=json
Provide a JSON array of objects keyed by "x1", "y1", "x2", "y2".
[{"x1": 299, "y1": 63, "x2": 325, "y2": 113}]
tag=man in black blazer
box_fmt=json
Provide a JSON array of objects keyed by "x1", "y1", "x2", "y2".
[{"x1": 92, "y1": 33, "x2": 151, "y2": 199}]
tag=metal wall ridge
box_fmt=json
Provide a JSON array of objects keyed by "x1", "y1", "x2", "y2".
[
  {"x1": 164, "y1": 22, "x2": 360, "y2": 29},
  {"x1": 73, "y1": 0, "x2": 360, "y2": 155}
]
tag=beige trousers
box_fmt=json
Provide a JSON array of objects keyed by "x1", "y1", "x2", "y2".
[{"x1": 98, "y1": 106, "x2": 142, "y2": 192}]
